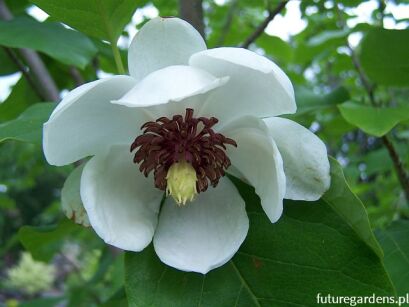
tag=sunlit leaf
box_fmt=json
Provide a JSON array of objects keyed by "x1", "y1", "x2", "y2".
[
  {"x1": 338, "y1": 102, "x2": 409, "y2": 137},
  {"x1": 31, "y1": 0, "x2": 142, "y2": 42}
]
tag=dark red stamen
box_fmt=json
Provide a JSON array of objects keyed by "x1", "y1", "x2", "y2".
[{"x1": 130, "y1": 108, "x2": 237, "y2": 192}]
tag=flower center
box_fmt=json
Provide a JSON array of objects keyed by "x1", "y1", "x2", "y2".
[
  {"x1": 130, "y1": 108, "x2": 237, "y2": 205},
  {"x1": 166, "y1": 160, "x2": 197, "y2": 205}
]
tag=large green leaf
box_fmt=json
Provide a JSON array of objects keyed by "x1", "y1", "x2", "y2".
[
  {"x1": 338, "y1": 102, "x2": 409, "y2": 137},
  {"x1": 125, "y1": 160, "x2": 393, "y2": 306},
  {"x1": 0, "y1": 17, "x2": 97, "y2": 69},
  {"x1": 0, "y1": 102, "x2": 55, "y2": 144},
  {"x1": 376, "y1": 220, "x2": 409, "y2": 296},
  {"x1": 359, "y1": 28, "x2": 409, "y2": 87},
  {"x1": 31, "y1": 0, "x2": 141, "y2": 42}
]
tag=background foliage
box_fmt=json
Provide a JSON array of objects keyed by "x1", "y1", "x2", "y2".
[{"x1": 0, "y1": 0, "x2": 408, "y2": 306}]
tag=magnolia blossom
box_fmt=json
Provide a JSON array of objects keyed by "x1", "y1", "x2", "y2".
[{"x1": 43, "y1": 17, "x2": 330, "y2": 274}]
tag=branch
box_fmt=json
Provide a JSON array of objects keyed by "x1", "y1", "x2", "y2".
[
  {"x1": 0, "y1": 0, "x2": 60, "y2": 101},
  {"x1": 69, "y1": 66, "x2": 85, "y2": 87},
  {"x1": 348, "y1": 44, "x2": 409, "y2": 203},
  {"x1": 381, "y1": 135, "x2": 409, "y2": 201},
  {"x1": 240, "y1": 1, "x2": 288, "y2": 49},
  {"x1": 179, "y1": 0, "x2": 205, "y2": 39}
]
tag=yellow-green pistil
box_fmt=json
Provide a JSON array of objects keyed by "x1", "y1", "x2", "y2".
[{"x1": 166, "y1": 160, "x2": 198, "y2": 205}]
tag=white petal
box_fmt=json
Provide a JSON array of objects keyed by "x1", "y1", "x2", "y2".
[
  {"x1": 113, "y1": 65, "x2": 228, "y2": 112},
  {"x1": 190, "y1": 47, "x2": 296, "y2": 122},
  {"x1": 221, "y1": 116, "x2": 286, "y2": 223},
  {"x1": 128, "y1": 17, "x2": 206, "y2": 82},
  {"x1": 263, "y1": 117, "x2": 330, "y2": 201},
  {"x1": 81, "y1": 145, "x2": 163, "y2": 251},
  {"x1": 153, "y1": 179, "x2": 248, "y2": 274},
  {"x1": 43, "y1": 76, "x2": 147, "y2": 166}
]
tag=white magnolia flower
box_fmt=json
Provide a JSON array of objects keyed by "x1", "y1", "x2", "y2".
[{"x1": 43, "y1": 17, "x2": 330, "y2": 274}]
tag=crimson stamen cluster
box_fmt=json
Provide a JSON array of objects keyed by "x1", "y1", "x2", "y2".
[{"x1": 130, "y1": 108, "x2": 237, "y2": 193}]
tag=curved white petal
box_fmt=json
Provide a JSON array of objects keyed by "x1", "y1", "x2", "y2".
[
  {"x1": 81, "y1": 145, "x2": 163, "y2": 251},
  {"x1": 221, "y1": 116, "x2": 286, "y2": 223},
  {"x1": 43, "y1": 76, "x2": 148, "y2": 166},
  {"x1": 128, "y1": 17, "x2": 206, "y2": 82},
  {"x1": 153, "y1": 179, "x2": 248, "y2": 274},
  {"x1": 263, "y1": 117, "x2": 330, "y2": 201},
  {"x1": 190, "y1": 47, "x2": 296, "y2": 122},
  {"x1": 113, "y1": 65, "x2": 228, "y2": 113}
]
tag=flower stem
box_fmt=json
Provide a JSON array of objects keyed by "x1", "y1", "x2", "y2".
[{"x1": 111, "y1": 40, "x2": 126, "y2": 75}]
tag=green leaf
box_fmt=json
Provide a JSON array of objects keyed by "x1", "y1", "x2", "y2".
[
  {"x1": 307, "y1": 29, "x2": 350, "y2": 47},
  {"x1": 31, "y1": 0, "x2": 141, "y2": 42},
  {"x1": 0, "y1": 17, "x2": 97, "y2": 69},
  {"x1": 5, "y1": 0, "x2": 30, "y2": 15},
  {"x1": 0, "y1": 48, "x2": 18, "y2": 76},
  {"x1": 292, "y1": 86, "x2": 350, "y2": 116},
  {"x1": 323, "y1": 157, "x2": 383, "y2": 257},
  {"x1": 376, "y1": 220, "x2": 409, "y2": 296},
  {"x1": 359, "y1": 28, "x2": 409, "y2": 87},
  {"x1": 18, "y1": 219, "x2": 82, "y2": 261},
  {"x1": 0, "y1": 77, "x2": 40, "y2": 122},
  {"x1": 257, "y1": 34, "x2": 293, "y2": 63},
  {"x1": 125, "y1": 160, "x2": 393, "y2": 306},
  {"x1": 338, "y1": 102, "x2": 409, "y2": 137},
  {"x1": 0, "y1": 102, "x2": 55, "y2": 144},
  {"x1": 61, "y1": 164, "x2": 90, "y2": 227}
]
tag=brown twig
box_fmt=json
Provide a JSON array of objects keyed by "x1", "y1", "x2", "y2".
[
  {"x1": 179, "y1": 0, "x2": 205, "y2": 39},
  {"x1": 69, "y1": 67, "x2": 85, "y2": 87},
  {"x1": 0, "y1": 0, "x2": 60, "y2": 101},
  {"x1": 348, "y1": 44, "x2": 409, "y2": 203},
  {"x1": 240, "y1": 1, "x2": 288, "y2": 49},
  {"x1": 381, "y1": 135, "x2": 409, "y2": 201}
]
